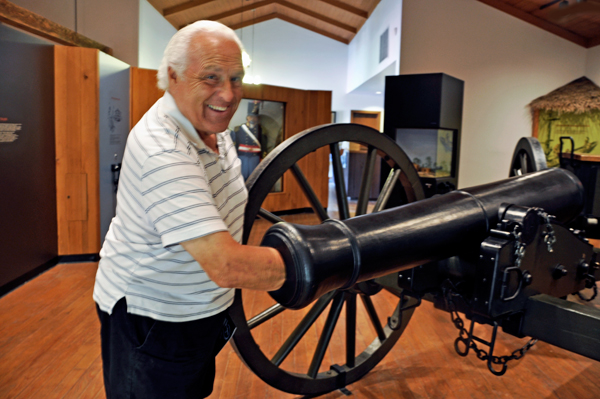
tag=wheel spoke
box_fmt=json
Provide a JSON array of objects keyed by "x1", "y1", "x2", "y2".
[
  {"x1": 258, "y1": 208, "x2": 285, "y2": 224},
  {"x1": 308, "y1": 292, "x2": 346, "y2": 378},
  {"x1": 248, "y1": 303, "x2": 285, "y2": 330},
  {"x1": 271, "y1": 291, "x2": 336, "y2": 367},
  {"x1": 345, "y1": 292, "x2": 357, "y2": 367},
  {"x1": 520, "y1": 153, "x2": 528, "y2": 174},
  {"x1": 373, "y1": 168, "x2": 401, "y2": 213},
  {"x1": 329, "y1": 143, "x2": 350, "y2": 220},
  {"x1": 290, "y1": 163, "x2": 329, "y2": 221},
  {"x1": 360, "y1": 294, "x2": 386, "y2": 342},
  {"x1": 355, "y1": 146, "x2": 378, "y2": 216}
]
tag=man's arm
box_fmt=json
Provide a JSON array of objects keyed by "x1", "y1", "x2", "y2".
[{"x1": 180, "y1": 232, "x2": 286, "y2": 291}]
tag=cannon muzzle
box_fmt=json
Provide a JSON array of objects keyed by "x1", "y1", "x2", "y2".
[{"x1": 263, "y1": 168, "x2": 584, "y2": 309}]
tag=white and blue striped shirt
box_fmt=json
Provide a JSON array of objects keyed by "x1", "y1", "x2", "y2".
[{"x1": 93, "y1": 92, "x2": 247, "y2": 322}]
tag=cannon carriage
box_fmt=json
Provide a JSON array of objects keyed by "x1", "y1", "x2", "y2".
[{"x1": 227, "y1": 124, "x2": 600, "y2": 396}]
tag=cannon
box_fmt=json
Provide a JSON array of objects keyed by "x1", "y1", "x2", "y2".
[{"x1": 228, "y1": 124, "x2": 600, "y2": 396}]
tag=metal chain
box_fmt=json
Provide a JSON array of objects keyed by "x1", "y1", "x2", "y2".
[
  {"x1": 576, "y1": 281, "x2": 598, "y2": 302},
  {"x1": 540, "y1": 211, "x2": 556, "y2": 252},
  {"x1": 444, "y1": 284, "x2": 538, "y2": 373},
  {"x1": 512, "y1": 209, "x2": 555, "y2": 268},
  {"x1": 512, "y1": 225, "x2": 526, "y2": 268}
]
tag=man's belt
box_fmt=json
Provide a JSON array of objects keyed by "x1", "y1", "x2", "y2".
[{"x1": 238, "y1": 144, "x2": 261, "y2": 154}]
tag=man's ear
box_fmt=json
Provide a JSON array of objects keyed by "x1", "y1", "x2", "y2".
[{"x1": 168, "y1": 66, "x2": 178, "y2": 84}]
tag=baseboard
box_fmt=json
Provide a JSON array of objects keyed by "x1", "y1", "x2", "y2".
[
  {"x1": 58, "y1": 253, "x2": 100, "y2": 263},
  {"x1": 0, "y1": 256, "x2": 60, "y2": 298}
]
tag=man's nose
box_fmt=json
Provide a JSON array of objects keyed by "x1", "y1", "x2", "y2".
[{"x1": 219, "y1": 80, "x2": 236, "y2": 102}]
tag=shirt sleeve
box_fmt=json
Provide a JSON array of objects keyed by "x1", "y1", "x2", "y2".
[{"x1": 139, "y1": 149, "x2": 228, "y2": 247}]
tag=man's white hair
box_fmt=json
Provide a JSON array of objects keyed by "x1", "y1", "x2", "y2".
[{"x1": 156, "y1": 20, "x2": 245, "y2": 90}]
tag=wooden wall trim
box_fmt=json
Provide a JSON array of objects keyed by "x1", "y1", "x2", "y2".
[
  {"x1": 55, "y1": 46, "x2": 101, "y2": 255},
  {"x1": 0, "y1": 0, "x2": 112, "y2": 54},
  {"x1": 532, "y1": 109, "x2": 540, "y2": 138}
]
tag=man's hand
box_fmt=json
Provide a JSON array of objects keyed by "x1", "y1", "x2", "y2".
[{"x1": 181, "y1": 232, "x2": 286, "y2": 291}]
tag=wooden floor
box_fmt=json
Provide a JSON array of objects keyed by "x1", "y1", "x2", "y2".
[
  {"x1": 1, "y1": 256, "x2": 599, "y2": 398},
  {"x1": 2, "y1": 183, "x2": 600, "y2": 398}
]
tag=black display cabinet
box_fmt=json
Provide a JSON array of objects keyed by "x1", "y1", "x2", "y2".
[{"x1": 383, "y1": 73, "x2": 464, "y2": 201}]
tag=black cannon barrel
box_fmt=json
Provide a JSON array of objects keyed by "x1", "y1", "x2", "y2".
[{"x1": 262, "y1": 168, "x2": 584, "y2": 309}]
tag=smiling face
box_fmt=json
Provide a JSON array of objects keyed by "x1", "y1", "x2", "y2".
[{"x1": 168, "y1": 32, "x2": 244, "y2": 142}]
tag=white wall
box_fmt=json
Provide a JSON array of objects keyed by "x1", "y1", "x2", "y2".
[
  {"x1": 400, "y1": 0, "x2": 587, "y2": 188},
  {"x1": 138, "y1": 0, "x2": 176, "y2": 69},
  {"x1": 586, "y1": 46, "x2": 600, "y2": 85},
  {"x1": 347, "y1": 0, "x2": 401, "y2": 93},
  {"x1": 77, "y1": 0, "x2": 139, "y2": 66},
  {"x1": 10, "y1": 0, "x2": 139, "y2": 66},
  {"x1": 235, "y1": 19, "x2": 381, "y2": 124}
]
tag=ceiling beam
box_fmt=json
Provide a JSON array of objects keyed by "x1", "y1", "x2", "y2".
[
  {"x1": 277, "y1": 13, "x2": 349, "y2": 44},
  {"x1": 178, "y1": 0, "x2": 355, "y2": 34},
  {"x1": 163, "y1": 0, "x2": 217, "y2": 17},
  {"x1": 181, "y1": 0, "x2": 277, "y2": 26},
  {"x1": 317, "y1": 0, "x2": 368, "y2": 18},
  {"x1": 0, "y1": 0, "x2": 112, "y2": 53},
  {"x1": 279, "y1": 0, "x2": 356, "y2": 33},
  {"x1": 587, "y1": 35, "x2": 600, "y2": 49},
  {"x1": 476, "y1": 0, "x2": 587, "y2": 48},
  {"x1": 228, "y1": 12, "x2": 278, "y2": 31}
]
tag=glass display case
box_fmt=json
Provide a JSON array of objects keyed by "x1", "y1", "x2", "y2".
[
  {"x1": 395, "y1": 128, "x2": 455, "y2": 179},
  {"x1": 229, "y1": 99, "x2": 285, "y2": 190}
]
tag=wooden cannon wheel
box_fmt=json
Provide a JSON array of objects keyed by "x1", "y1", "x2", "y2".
[
  {"x1": 509, "y1": 137, "x2": 548, "y2": 177},
  {"x1": 228, "y1": 123, "x2": 425, "y2": 396}
]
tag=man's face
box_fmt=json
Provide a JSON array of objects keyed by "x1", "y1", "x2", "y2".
[{"x1": 168, "y1": 33, "x2": 244, "y2": 139}]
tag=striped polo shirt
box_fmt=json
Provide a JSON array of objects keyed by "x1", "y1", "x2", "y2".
[{"x1": 93, "y1": 91, "x2": 248, "y2": 322}]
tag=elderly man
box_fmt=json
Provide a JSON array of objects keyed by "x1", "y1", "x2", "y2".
[{"x1": 93, "y1": 21, "x2": 285, "y2": 399}]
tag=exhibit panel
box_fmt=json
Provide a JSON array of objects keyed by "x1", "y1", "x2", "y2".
[
  {"x1": 0, "y1": 23, "x2": 58, "y2": 294},
  {"x1": 98, "y1": 52, "x2": 130, "y2": 241}
]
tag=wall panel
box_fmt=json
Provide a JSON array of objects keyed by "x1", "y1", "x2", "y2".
[
  {"x1": 130, "y1": 67, "x2": 164, "y2": 127},
  {"x1": 0, "y1": 23, "x2": 57, "y2": 294},
  {"x1": 54, "y1": 46, "x2": 100, "y2": 255}
]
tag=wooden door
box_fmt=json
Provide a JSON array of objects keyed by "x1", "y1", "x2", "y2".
[
  {"x1": 348, "y1": 110, "x2": 382, "y2": 199},
  {"x1": 351, "y1": 110, "x2": 381, "y2": 130}
]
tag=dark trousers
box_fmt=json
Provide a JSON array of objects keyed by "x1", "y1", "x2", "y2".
[{"x1": 96, "y1": 297, "x2": 232, "y2": 399}]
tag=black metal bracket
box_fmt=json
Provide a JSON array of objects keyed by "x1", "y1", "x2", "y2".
[
  {"x1": 389, "y1": 292, "x2": 422, "y2": 330},
  {"x1": 559, "y1": 136, "x2": 575, "y2": 169},
  {"x1": 111, "y1": 163, "x2": 121, "y2": 193},
  {"x1": 329, "y1": 364, "x2": 349, "y2": 393},
  {"x1": 500, "y1": 266, "x2": 523, "y2": 301}
]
